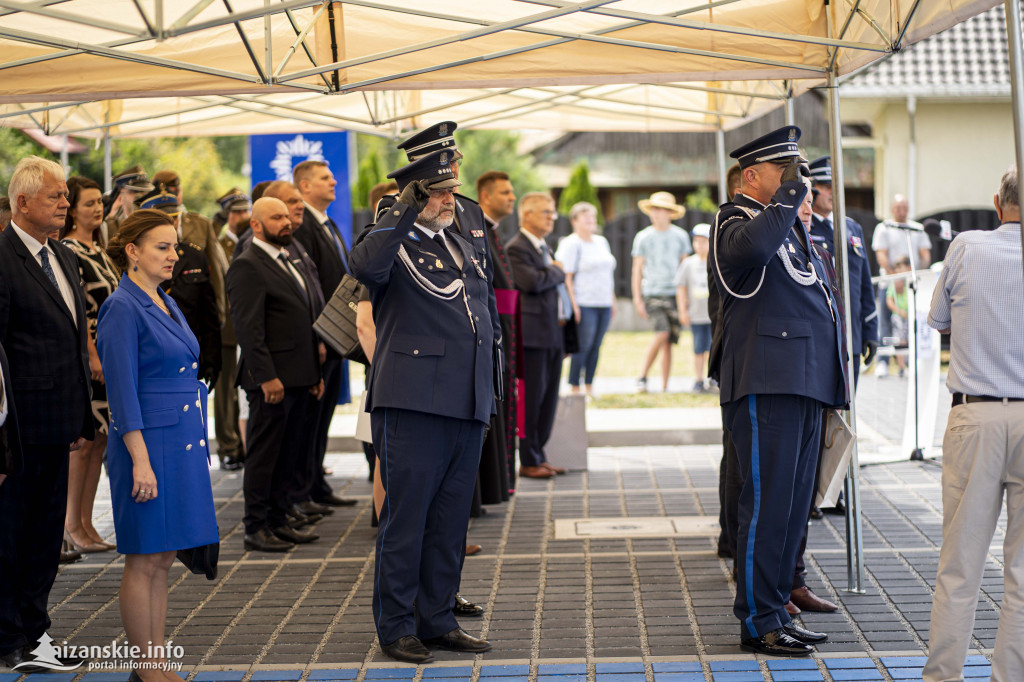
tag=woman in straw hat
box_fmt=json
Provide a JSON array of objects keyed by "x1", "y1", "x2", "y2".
[{"x1": 630, "y1": 192, "x2": 692, "y2": 392}]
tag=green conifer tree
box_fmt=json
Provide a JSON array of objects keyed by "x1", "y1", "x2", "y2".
[{"x1": 557, "y1": 160, "x2": 602, "y2": 222}]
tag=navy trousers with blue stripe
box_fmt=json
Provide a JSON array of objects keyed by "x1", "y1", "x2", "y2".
[
  {"x1": 724, "y1": 394, "x2": 823, "y2": 638},
  {"x1": 371, "y1": 407, "x2": 485, "y2": 646}
]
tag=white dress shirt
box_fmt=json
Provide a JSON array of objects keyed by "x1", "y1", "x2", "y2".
[
  {"x1": 416, "y1": 224, "x2": 464, "y2": 269},
  {"x1": 10, "y1": 221, "x2": 78, "y2": 326},
  {"x1": 252, "y1": 237, "x2": 308, "y2": 296}
]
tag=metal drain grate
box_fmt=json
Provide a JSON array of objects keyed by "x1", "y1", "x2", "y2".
[{"x1": 552, "y1": 516, "x2": 720, "y2": 540}]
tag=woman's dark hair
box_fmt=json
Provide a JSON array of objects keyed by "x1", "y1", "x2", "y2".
[
  {"x1": 105, "y1": 209, "x2": 175, "y2": 271},
  {"x1": 62, "y1": 176, "x2": 103, "y2": 240}
]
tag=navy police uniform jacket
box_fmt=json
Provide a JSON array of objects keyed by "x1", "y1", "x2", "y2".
[
  {"x1": 809, "y1": 214, "x2": 878, "y2": 355},
  {"x1": 710, "y1": 183, "x2": 847, "y2": 408},
  {"x1": 349, "y1": 202, "x2": 498, "y2": 425}
]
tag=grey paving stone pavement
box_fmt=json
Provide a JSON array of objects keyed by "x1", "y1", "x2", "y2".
[{"x1": 27, "y1": 425, "x2": 1006, "y2": 681}]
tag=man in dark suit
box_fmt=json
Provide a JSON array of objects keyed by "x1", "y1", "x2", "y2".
[
  {"x1": 506, "y1": 192, "x2": 568, "y2": 480},
  {"x1": 261, "y1": 180, "x2": 336, "y2": 524},
  {"x1": 477, "y1": 170, "x2": 520, "y2": 486},
  {"x1": 292, "y1": 160, "x2": 355, "y2": 509},
  {"x1": 227, "y1": 197, "x2": 325, "y2": 553},
  {"x1": 0, "y1": 157, "x2": 92, "y2": 669},
  {"x1": 0, "y1": 343, "x2": 21, "y2": 490},
  {"x1": 710, "y1": 127, "x2": 846, "y2": 656},
  {"x1": 350, "y1": 150, "x2": 497, "y2": 664}
]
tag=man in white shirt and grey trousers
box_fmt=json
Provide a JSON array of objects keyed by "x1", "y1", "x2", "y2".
[{"x1": 923, "y1": 166, "x2": 1024, "y2": 682}]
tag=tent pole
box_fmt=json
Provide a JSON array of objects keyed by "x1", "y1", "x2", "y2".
[
  {"x1": 786, "y1": 96, "x2": 795, "y2": 125},
  {"x1": 716, "y1": 123, "x2": 727, "y2": 204},
  {"x1": 1006, "y1": 0, "x2": 1024, "y2": 285},
  {"x1": 907, "y1": 95, "x2": 917, "y2": 216},
  {"x1": 103, "y1": 131, "x2": 112, "y2": 194},
  {"x1": 60, "y1": 134, "x2": 69, "y2": 175},
  {"x1": 827, "y1": 68, "x2": 865, "y2": 594}
]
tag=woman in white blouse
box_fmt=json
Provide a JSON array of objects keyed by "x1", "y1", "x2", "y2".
[{"x1": 555, "y1": 202, "x2": 617, "y2": 399}]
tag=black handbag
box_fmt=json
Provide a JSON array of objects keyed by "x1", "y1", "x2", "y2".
[
  {"x1": 176, "y1": 540, "x2": 220, "y2": 580},
  {"x1": 314, "y1": 274, "x2": 369, "y2": 365},
  {"x1": 562, "y1": 315, "x2": 580, "y2": 355}
]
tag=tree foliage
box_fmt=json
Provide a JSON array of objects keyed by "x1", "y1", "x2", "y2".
[
  {"x1": 351, "y1": 149, "x2": 387, "y2": 209},
  {"x1": 685, "y1": 186, "x2": 718, "y2": 214},
  {"x1": 454, "y1": 129, "x2": 546, "y2": 202},
  {"x1": 557, "y1": 160, "x2": 603, "y2": 222}
]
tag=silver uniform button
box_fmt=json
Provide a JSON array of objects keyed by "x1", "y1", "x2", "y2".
[
  {"x1": 183, "y1": 405, "x2": 189, "y2": 412},
  {"x1": 195, "y1": 400, "x2": 201, "y2": 407},
  {"x1": 200, "y1": 439, "x2": 206, "y2": 447},
  {"x1": 413, "y1": 349, "x2": 419, "y2": 355},
  {"x1": 186, "y1": 444, "x2": 192, "y2": 451},
  {"x1": 782, "y1": 331, "x2": 788, "y2": 337},
  {"x1": 178, "y1": 367, "x2": 185, "y2": 373},
  {"x1": 394, "y1": 210, "x2": 400, "y2": 216},
  {"x1": 192, "y1": 362, "x2": 198, "y2": 369}
]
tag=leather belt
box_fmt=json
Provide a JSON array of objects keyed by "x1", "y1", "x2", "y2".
[{"x1": 952, "y1": 392, "x2": 1024, "y2": 407}]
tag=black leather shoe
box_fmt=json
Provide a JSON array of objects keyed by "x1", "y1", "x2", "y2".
[
  {"x1": 809, "y1": 506, "x2": 823, "y2": 520},
  {"x1": 298, "y1": 500, "x2": 334, "y2": 516},
  {"x1": 314, "y1": 493, "x2": 358, "y2": 507},
  {"x1": 60, "y1": 539, "x2": 82, "y2": 564},
  {"x1": 453, "y1": 593, "x2": 484, "y2": 617},
  {"x1": 221, "y1": 455, "x2": 243, "y2": 471},
  {"x1": 288, "y1": 504, "x2": 322, "y2": 526},
  {"x1": 822, "y1": 501, "x2": 846, "y2": 516},
  {"x1": 740, "y1": 628, "x2": 813, "y2": 657},
  {"x1": 244, "y1": 528, "x2": 294, "y2": 552},
  {"x1": 783, "y1": 622, "x2": 828, "y2": 644},
  {"x1": 381, "y1": 635, "x2": 433, "y2": 664},
  {"x1": 0, "y1": 647, "x2": 26, "y2": 669},
  {"x1": 423, "y1": 628, "x2": 492, "y2": 653},
  {"x1": 272, "y1": 525, "x2": 319, "y2": 544}
]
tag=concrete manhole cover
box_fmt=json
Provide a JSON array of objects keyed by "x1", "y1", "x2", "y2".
[{"x1": 553, "y1": 516, "x2": 720, "y2": 540}]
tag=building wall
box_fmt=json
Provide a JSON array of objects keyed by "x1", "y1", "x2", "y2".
[{"x1": 842, "y1": 98, "x2": 1012, "y2": 219}]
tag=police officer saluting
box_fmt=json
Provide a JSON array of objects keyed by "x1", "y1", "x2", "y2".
[
  {"x1": 349, "y1": 150, "x2": 499, "y2": 664},
  {"x1": 807, "y1": 156, "x2": 878, "y2": 383},
  {"x1": 710, "y1": 126, "x2": 847, "y2": 656}
]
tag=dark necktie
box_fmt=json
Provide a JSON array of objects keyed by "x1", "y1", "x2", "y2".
[
  {"x1": 39, "y1": 247, "x2": 60, "y2": 291},
  {"x1": 433, "y1": 233, "x2": 456, "y2": 268},
  {"x1": 541, "y1": 243, "x2": 573, "y2": 320},
  {"x1": 325, "y1": 217, "x2": 350, "y2": 273},
  {"x1": 278, "y1": 252, "x2": 310, "y2": 305}
]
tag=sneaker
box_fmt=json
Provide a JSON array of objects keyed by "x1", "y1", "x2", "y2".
[
  {"x1": 692, "y1": 380, "x2": 705, "y2": 393},
  {"x1": 636, "y1": 377, "x2": 648, "y2": 393},
  {"x1": 874, "y1": 362, "x2": 888, "y2": 378}
]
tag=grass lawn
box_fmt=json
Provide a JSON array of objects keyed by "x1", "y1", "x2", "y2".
[{"x1": 585, "y1": 330, "x2": 700, "y2": 378}]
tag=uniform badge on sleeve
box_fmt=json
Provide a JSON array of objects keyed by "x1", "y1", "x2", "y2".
[{"x1": 408, "y1": 230, "x2": 420, "y2": 241}]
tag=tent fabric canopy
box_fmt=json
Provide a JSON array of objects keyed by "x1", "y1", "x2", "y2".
[
  {"x1": 0, "y1": 80, "x2": 812, "y2": 137},
  {"x1": 0, "y1": 0, "x2": 1002, "y2": 105}
]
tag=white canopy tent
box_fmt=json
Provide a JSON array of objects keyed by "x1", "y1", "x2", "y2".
[
  {"x1": 0, "y1": 0, "x2": 1018, "y2": 593},
  {"x1": 0, "y1": 0, "x2": 999, "y2": 102}
]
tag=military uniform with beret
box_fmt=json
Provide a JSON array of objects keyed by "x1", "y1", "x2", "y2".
[
  {"x1": 710, "y1": 126, "x2": 847, "y2": 655},
  {"x1": 102, "y1": 165, "x2": 154, "y2": 245},
  {"x1": 806, "y1": 156, "x2": 878, "y2": 382},
  {"x1": 350, "y1": 150, "x2": 498, "y2": 660}
]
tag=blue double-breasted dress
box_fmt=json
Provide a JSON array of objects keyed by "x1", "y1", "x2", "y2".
[{"x1": 97, "y1": 275, "x2": 219, "y2": 555}]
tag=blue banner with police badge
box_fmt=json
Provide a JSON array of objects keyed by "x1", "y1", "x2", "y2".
[
  {"x1": 249, "y1": 131, "x2": 353, "y2": 405},
  {"x1": 249, "y1": 131, "x2": 353, "y2": 246}
]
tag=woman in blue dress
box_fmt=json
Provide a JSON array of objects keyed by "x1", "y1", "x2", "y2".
[{"x1": 97, "y1": 209, "x2": 218, "y2": 681}]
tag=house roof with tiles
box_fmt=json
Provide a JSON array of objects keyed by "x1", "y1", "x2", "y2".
[{"x1": 841, "y1": 2, "x2": 1015, "y2": 98}]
